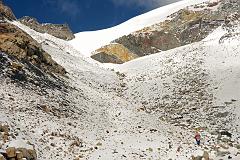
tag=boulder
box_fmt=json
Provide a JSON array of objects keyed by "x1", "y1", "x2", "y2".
[
  {"x1": 17, "y1": 148, "x2": 37, "y2": 160},
  {"x1": 203, "y1": 151, "x2": 209, "y2": 160},
  {"x1": 0, "y1": 125, "x2": 9, "y2": 134},
  {"x1": 6, "y1": 147, "x2": 16, "y2": 158},
  {"x1": 192, "y1": 155, "x2": 203, "y2": 160},
  {"x1": 16, "y1": 151, "x2": 23, "y2": 159},
  {"x1": 220, "y1": 131, "x2": 232, "y2": 138}
]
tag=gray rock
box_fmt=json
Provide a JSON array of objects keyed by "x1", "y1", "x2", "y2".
[{"x1": 19, "y1": 16, "x2": 75, "y2": 40}]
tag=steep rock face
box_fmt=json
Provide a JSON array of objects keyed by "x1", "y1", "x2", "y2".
[
  {"x1": 91, "y1": 43, "x2": 138, "y2": 64},
  {"x1": 0, "y1": 2, "x2": 69, "y2": 159},
  {"x1": 0, "y1": 22, "x2": 66, "y2": 75},
  {"x1": 0, "y1": 0, "x2": 16, "y2": 20},
  {"x1": 92, "y1": 0, "x2": 239, "y2": 63},
  {"x1": 0, "y1": 1, "x2": 66, "y2": 87},
  {"x1": 19, "y1": 16, "x2": 75, "y2": 40}
]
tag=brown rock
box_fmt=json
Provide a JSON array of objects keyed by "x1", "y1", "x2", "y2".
[
  {"x1": 27, "y1": 149, "x2": 37, "y2": 160},
  {"x1": 191, "y1": 155, "x2": 203, "y2": 160},
  {"x1": 17, "y1": 148, "x2": 37, "y2": 160},
  {"x1": 16, "y1": 151, "x2": 23, "y2": 159},
  {"x1": 0, "y1": 124, "x2": 9, "y2": 133},
  {"x1": 91, "y1": 43, "x2": 138, "y2": 64},
  {"x1": 0, "y1": 22, "x2": 66, "y2": 75},
  {"x1": 203, "y1": 151, "x2": 209, "y2": 160},
  {"x1": 17, "y1": 148, "x2": 28, "y2": 159},
  {"x1": 0, "y1": 150, "x2": 6, "y2": 158},
  {"x1": 40, "y1": 105, "x2": 51, "y2": 113},
  {"x1": 6, "y1": 147, "x2": 16, "y2": 158},
  {"x1": 0, "y1": 154, "x2": 6, "y2": 160},
  {"x1": 2, "y1": 133, "x2": 8, "y2": 143}
]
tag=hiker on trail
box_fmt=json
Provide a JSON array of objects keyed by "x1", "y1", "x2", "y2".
[{"x1": 195, "y1": 132, "x2": 201, "y2": 145}]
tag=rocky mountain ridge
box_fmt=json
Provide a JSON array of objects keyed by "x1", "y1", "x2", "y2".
[
  {"x1": 91, "y1": 0, "x2": 240, "y2": 64},
  {"x1": 19, "y1": 16, "x2": 75, "y2": 40}
]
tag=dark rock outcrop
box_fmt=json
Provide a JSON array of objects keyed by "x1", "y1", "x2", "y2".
[{"x1": 19, "y1": 16, "x2": 75, "y2": 40}]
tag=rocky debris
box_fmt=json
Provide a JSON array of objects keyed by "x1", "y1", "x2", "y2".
[
  {"x1": 0, "y1": 123, "x2": 37, "y2": 160},
  {"x1": 0, "y1": 0, "x2": 16, "y2": 20},
  {"x1": 91, "y1": 43, "x2": 138, "y2": 64},
  {"x1": 19, "y1": 16, "x2": 75, "y2": 40},
  {"x1": 220, "y1": 12, "x2": 240, "y2": 43},
  {"x1": 116, "y1": 22, "x2": 240, "y2": 159}
]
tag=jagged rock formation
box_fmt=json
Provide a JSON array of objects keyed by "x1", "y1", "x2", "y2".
[
  {"x1": 91, "y1": 43, "x2": 138, "y2": 64},
  {"x1": 0, "y1": 1, "x2": 66, "y2": 86},
  {"x1": 0, "y1": 23, "x2": 66, "y2": 75},
  {"x1": 0, "y1": 0, "x2": 16, "y2": 20},
  {"x1": 19, "y1": 16, "x2": 75, "y2": 40},
  {"x1": 92, "y1": 0, "x2": 240, "y2": 63}
]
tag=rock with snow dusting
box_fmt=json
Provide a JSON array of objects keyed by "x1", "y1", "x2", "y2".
[{"x1": 19, "y1": 16, "x2": 75, "y2": 40}]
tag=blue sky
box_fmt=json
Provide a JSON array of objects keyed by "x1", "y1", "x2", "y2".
[{"x1": 4, "y1": 0, "x2": 180, "y2": 33}]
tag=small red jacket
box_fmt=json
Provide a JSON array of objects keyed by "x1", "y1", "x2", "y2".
[{"x1": 195, "y1": 133, "x2": 200, "y2": 140}]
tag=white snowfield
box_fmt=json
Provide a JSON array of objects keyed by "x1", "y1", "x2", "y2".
[
  {"x1": 69, "y1": 0, "x2": 210, "y2": 57},
  {"x1": 3, "y1": 0, "x2": 240, "y2": 159}
]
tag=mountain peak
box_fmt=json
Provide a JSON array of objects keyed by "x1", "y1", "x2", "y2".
[{"x1": 0, "y1": 0, "x2": 16, "y2": 20}]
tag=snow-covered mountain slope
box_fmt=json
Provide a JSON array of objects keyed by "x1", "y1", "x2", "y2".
[
  {"x1": 1, "y1": 0, "x2": 239, "y2": 159},
  {"x1": 3, "y1": 12, "x2": 240, "y2": 160},
  {"x1": 69, "y1": 0, "x2": 210, "y2": 56}
]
